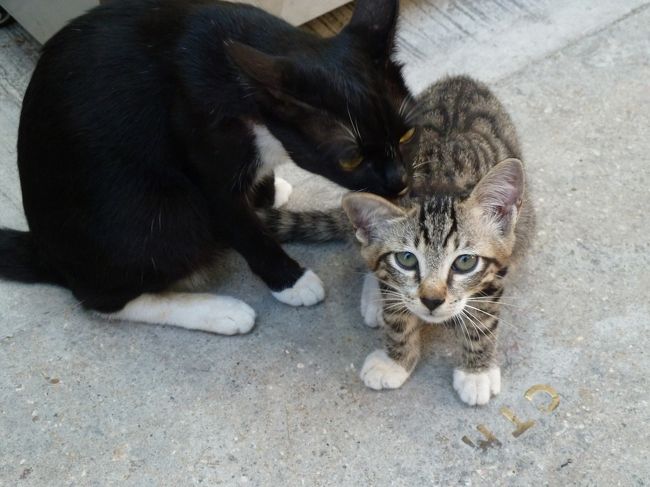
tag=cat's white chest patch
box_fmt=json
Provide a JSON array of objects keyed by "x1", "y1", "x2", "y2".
[{"x1": 250, "y1": 124, "x2": 291, "y2": 180}]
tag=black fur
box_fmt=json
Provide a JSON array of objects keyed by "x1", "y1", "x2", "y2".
[
  {"x1": 0, "y1": 0, "x2": 416, "y2": 312},
  {"x1": 0, "y1": 229, "x2": 61, "y2": 284}
]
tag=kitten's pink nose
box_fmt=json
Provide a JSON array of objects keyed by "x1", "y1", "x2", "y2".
[{"x1": 420, "y1": 297, "x2": 444, "y2": 311}]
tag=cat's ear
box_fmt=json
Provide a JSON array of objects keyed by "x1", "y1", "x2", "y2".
[
  {"x1": 342, "y1": 192, "x2": 406, "y2": 244},
  {"x1": 225, "y1": 41, "x2": 318, "y2": 113},
  {"x1": 225, "y1": 41, "x2": 287, "y2": 92},
  {"x1": 342, "y1": 0, "x2": 399, "y2": 59},
  {"x1": 469, "y1": 158, "x2": 525, "y2": 234}
]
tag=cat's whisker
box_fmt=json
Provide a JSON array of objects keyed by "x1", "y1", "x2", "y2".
[
  {"x1": 451, "y1": 314, "x2": 463, "y2": 340},
  {"x1": 463, "y1": 311, "x2": 497, "y2": 346},
  {"x1": 463, "y1": 304, "x2": 521, "y2": 331},
  {"x1": 398, "y1": 97, "x2": 410, "y2": 118},
  {"x1": 346, "y1": 104, "x2": 362, "y2": 141},
  {"x1": 453, "y1": 313, "x2": 471, "y2": 346},
  {"x1": 467, "y1": 295, "x2": 515, "y2": 301},
  {"x1": 412, "y1": 158, "x2": 438, "y2": 168},
  {"x1": 466, "y1": 298, "x2": 523, "y2": 309},
  {"x1": 462, "y1": 309, "x2": 497, "y2": 345},
  {"x1": 458, "y1": 315, "x2": 473, "y2": 346},
  {"x1": 336, "y1": 120, "x2": 358, "y2": 144},
  {"x1": 380, "y1": 304, "x2": 404, "y2": 311}
]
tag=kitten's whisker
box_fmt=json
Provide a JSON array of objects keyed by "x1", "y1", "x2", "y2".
[
  {"x1": 383, "y1": 303, "x2": 407, "y2": 312},
  {"x1": 454, "y1": 315, "x2": 469, "y2": 345},
  {"x1": 467, "y1": 296, "x2": 518, "y2": 302},
  {"x1": 379, "y1": 293, "x2": 405, "y2": 302},
  {"x1": 462, "y1": 310, "x2": 497, "y2": 345},
  {"x1": 466, "y1": 298, "x2": 522, "y2": 309},
  {"x1": 463, "y1": 304, "x2": 520, "y2": 331},
  {"x1": 455, "y1": 314, "x2": 472, "y2": 346}
]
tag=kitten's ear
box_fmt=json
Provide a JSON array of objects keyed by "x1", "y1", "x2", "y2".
[
  {"x1": 342, "y1": 192, "x2": 406, "y2": 244},
  {"x1": 342, "y1": 0, "x2": 399, "y2": 59},
  {"x1": 470, "y1": 158, "x2": 525, "y2": 234},
  {"x1": 225, "y1": 41, "x2": 287, "y2": 91}
]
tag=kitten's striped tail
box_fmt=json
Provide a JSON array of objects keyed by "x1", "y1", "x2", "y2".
[{"x1": 257, "y1": 207, "x2": 350, "y2": 243}]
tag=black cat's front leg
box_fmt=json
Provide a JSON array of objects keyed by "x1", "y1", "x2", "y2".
[
  {"x1": 181, "y1": 118, "x2": 319, "y2": 306},
  {"x1": 360, "y1": 309, "x2": 423, "y2": 390},
  {"x1": 452, "y1": 303, "x2": 501, "y2": 406},
  {"x1": 222, "y1": 201, "x2": 324, "y2": 306}
]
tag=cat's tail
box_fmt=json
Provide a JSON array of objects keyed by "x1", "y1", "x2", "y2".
[
  {"x1": 0, "y1": 228, "x2": 61, "y2": 284},
  {"x1": 257, "y1": 207, "x2": 351, "y2": 243}
]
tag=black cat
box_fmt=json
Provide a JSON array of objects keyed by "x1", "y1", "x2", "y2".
[{"x1": 0, "y1": 0, "x2": 420, "y2": 334}]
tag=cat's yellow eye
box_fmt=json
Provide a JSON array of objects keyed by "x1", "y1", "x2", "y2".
[
  {"x1": 399, "y1": 127, "x2": 416, "y2": 144},
  {"x1": 395, "y1": 251, "x2": 418, "y2": 270},
  {"x1": 452, "y1": 254, "x2": 479, "y2": 273},
  {"x1": 339, "y1": 155, "x2": 363, "y2": 171}
]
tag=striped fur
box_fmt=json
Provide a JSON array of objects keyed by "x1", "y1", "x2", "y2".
[
  {"x1": 344, "y1": 76, "x2": 535, "y2": 405},
  {"x1": 257, "y1": 207, "x2": 350, "y2": 243}
]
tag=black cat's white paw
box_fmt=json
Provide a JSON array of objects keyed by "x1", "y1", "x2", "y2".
[
  {"x1": 271, "y1": 269, "x2": 324, "y2": 306},
  {"x1": 360, "y1": 350, "x2": 410, "y2": 390},
  {"x1": 360, "y1": 272, "x2": 385, "y2": 328},
  {"x1": 102, "y1": 293, "x2": 256, "y2": 335},
  {"x1": 453, "y1": 367, "x2": 501, "y2": 406}
]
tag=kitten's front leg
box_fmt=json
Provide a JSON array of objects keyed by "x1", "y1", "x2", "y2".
[
  {"x1": 361, "y1": 312, "x2": 422, "y2": 390},
  {"x1": 452, "y1": 306, "x2": 501, "y2": 406}
]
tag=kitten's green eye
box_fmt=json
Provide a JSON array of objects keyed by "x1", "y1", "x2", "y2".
[
  {"x1": 339, "y1": 155, "x2": 363, "y2": 171},
  {"x1": 399, "y1": 127, "x2": 416, "y2": 144},
  {"x1": 452, "y1": 254, "x2": 479, "y2": 273},
  {"x1": 395, "y1": 251, "x2": 418, "y2": 270}
]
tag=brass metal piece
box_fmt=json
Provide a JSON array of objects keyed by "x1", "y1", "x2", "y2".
[
  {"x1": 461, "y1": 425, "x2": 501, "y2": 450},
  {"x1": 500, "y1": 406, "x2": 536, "y2": 438},
  {"x1": 524, "y1": 384, "x2": 560, "y2": 412},
  {"x1": 461, "y1": 436, "x2": 476, "y2": 448},
  {"x1": 476, "y1": 424, "x2": 502, "y2": 450}
]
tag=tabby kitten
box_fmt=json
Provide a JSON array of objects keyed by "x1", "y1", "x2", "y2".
[{"x1": 342, "y1": 76, "x2": 535, "y2": 405}]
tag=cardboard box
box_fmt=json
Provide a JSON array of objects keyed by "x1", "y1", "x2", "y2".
[{"x1": 0, "y1": 0, "x2": 349, "y2": 43}]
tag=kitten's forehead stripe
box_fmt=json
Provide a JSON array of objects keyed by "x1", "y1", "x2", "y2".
[{"x1": 442, "y1": 203, "x2": 458, "y2": 250}]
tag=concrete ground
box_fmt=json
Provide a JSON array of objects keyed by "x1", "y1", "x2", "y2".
[{"x1": 1, "y1": 1, "x2": 649, "y2": 485}]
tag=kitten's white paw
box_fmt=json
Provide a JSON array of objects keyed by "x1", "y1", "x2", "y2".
[
  {"x1": 453, "y1": 367, "x2": 501, "y2": 406},
  {"x1": 272, "y1": 269, "x2": 325, "y2": 307},
  {"x1": 273, "y1": 177, "x2": 293, "y2": 208},
  {"x1": 360, "y1": 273, "x2": 385, "y2": 328},
  {"x1": 360, "y1": 350, "x2": 410, "y2": 390}
]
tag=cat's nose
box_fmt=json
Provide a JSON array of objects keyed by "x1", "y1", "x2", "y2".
[
  {"x1": 384, "y1": 164, "x2": 409, "y2": 196},
  {"x1": 420, "y1": 297, "x2": 444, "y2": 311}
]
